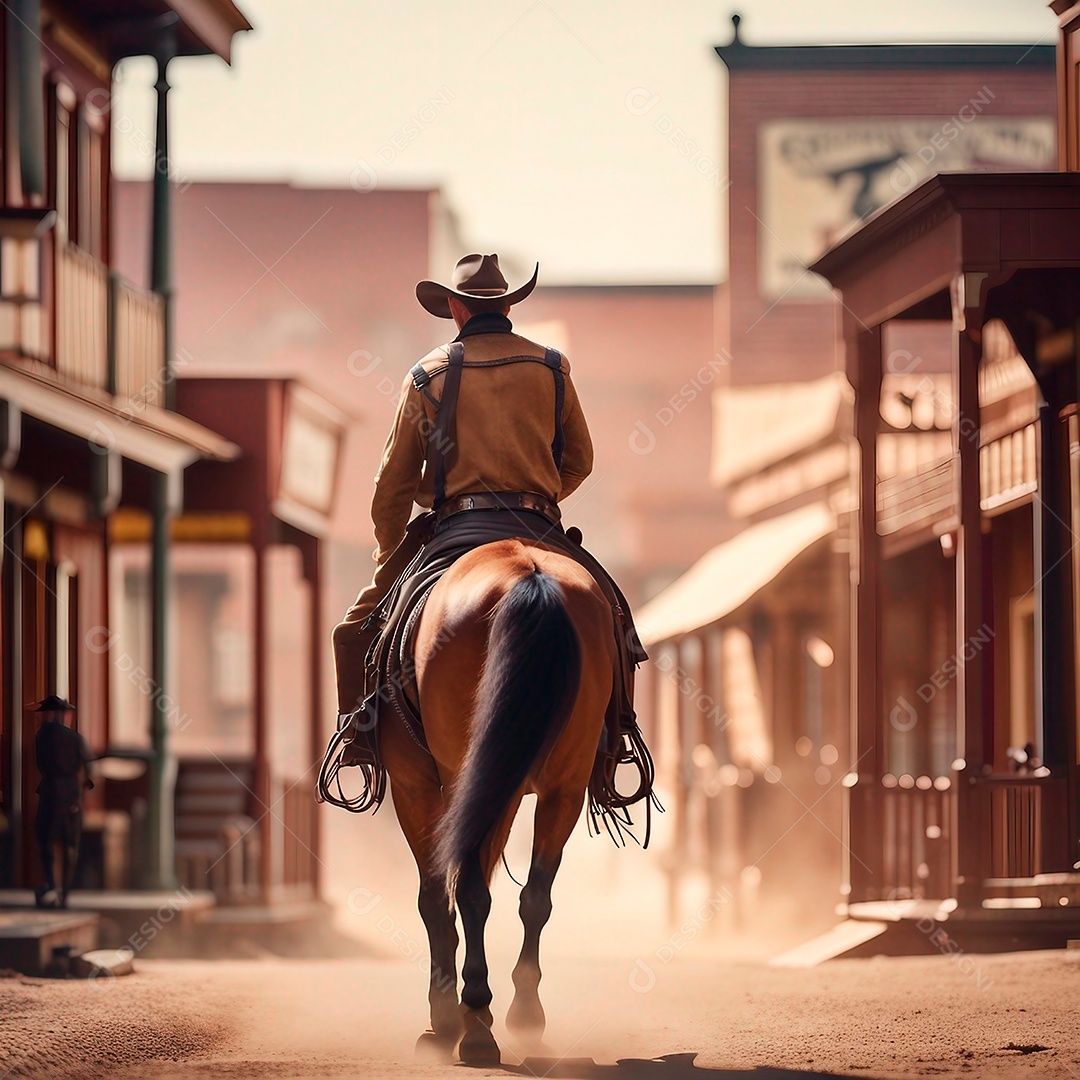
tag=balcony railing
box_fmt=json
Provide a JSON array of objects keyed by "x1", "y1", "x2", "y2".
[
  {"x1": 56, "y1": 242, "x2": 108, "y2": 389},
  {"x1": 50, "y1": 243, "x2": 166, "y2": 406},
  {"x1": 112, "y1": 273, "x2": 166, "y2": 406}
]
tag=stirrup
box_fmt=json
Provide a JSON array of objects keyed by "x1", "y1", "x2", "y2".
[
  {"x1": 586, "y1": 722, "x2": 663, "y2": 849},
  {"x1": 314, "y1": 695, "x2": 386, "y2": 813}
]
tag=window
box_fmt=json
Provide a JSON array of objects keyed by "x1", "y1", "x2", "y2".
[
  {"x1": 77, "y1": 108, "x2": 104, "y2": 259},
  {"x1": 53, "y1": 82, "x2": 76, "y2": 243}
]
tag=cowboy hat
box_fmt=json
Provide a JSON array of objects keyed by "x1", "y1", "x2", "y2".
[
  {"x1": 416, "y1": 253, "x2": 539, "y2": 319},
  {"x1": 31, "y1": 695, "x2": 76, "y2": 712}
]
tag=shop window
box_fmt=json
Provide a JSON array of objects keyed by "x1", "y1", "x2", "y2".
[
  {"x1": 52, "y1": 561, "x2": 76, "y2": 701},
  {"x1": 265, "y1": 545, "x2": 311, "y2": 777},
  {"x1": 1008, "y1": 593, "x2": 1037, "y2": 770},
  {"x1": 53, "y1": 83, "x2": 76, "y2": 244},
  {"x1": 172, "y1": 544, "x2": 255, "y2": 758},
  {"x1": 76, "y1": 109, "x2": 104, "y2": 259},
  {"x1": 801, "y1": 633, "x2": 833, "y2": 750},
  {"x1": 108, "y1": 544, "x2": 152, "y2": 749}
]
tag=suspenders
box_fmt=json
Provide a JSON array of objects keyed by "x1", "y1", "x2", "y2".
[{"x1": 415, "y1": 344, "x2": 566, "y2": 509}]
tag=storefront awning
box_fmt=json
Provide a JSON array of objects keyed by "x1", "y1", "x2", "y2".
[
  {"x1": 0, "y1": 361, "x2": 238, "y2": 474},
  {"x1": 637, "y1": 501, "x2": 836, "y2": 646},
  {"x1": 712, "y1": 372, "x2": 851, "y2": 486}
]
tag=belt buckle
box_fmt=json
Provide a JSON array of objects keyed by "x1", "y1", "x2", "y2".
[{"x1": 463, "y1": 497, "x2": 475, "y2": 510}]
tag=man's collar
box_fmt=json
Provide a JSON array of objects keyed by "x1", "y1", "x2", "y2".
[{"x1": 453, "y1": 312, "x2": 513, "y2": 341}]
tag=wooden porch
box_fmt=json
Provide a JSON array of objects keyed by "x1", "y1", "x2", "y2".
[{"x1": 812, "y1": 173, "x2": 1080, "y2": 926}]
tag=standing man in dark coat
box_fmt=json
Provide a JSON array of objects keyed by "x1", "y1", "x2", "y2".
[{"x1": 32, "y1": 696, "x2": 93, "y2": 908}]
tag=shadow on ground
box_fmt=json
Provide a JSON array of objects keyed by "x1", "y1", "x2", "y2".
[{"x1": 504, "y1": 1050, "x2": 877, "y2": 1078}]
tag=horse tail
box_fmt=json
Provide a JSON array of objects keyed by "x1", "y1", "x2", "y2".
[{"x1": 435, "y1": 567, "x2": 582, "y2": 893}]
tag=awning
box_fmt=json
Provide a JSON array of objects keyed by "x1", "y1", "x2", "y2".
[
  {"x1": 0, "y1": 360, "x2": 238, "y2": 474},
  {"x1": 712, "y1": 372, "x2": 851, "y2": 486},
  {"x1": 637, "y1": 501, "x2": 837, "y2": 646}
]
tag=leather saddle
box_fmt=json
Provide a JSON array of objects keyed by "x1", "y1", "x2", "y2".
[{"x1": 315, "y1": 507, "x2": 659, "y2": 844}]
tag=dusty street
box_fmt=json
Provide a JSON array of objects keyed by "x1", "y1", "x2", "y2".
[
  {"x1": 5, "y1": 809, "x2": 1078, "y2": 1079},
  {"x1": 2, "y1": 941, "x2": 1077, "y2": 1078}
]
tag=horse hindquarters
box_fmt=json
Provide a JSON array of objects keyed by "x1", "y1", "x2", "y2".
[
  {"x1": 433, "y1": 567, "x2": 581, "y2": 1065},
  {"x1": 433, "y1": 567, "x2": 582, "y2": 890}
]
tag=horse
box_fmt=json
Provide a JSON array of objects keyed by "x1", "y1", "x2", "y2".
[{"x1": 378, "y1": 536, "x2": 616, "y2": 1066}]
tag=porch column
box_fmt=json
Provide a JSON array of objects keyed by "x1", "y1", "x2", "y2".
[
  {"x1": 146, "y1": 469, "x2": 179, "y2": 889},
  {"x1": 254, "y1": 542, "x2": 272, "y2": 900},
  {"x1": 143, "y1": 18, "x2": 180, "y2": 892},
  {"x1": 306, "y1": 535, "x2": 323, "y2": 897},
  {"x1": 150, "y1": 16, "x2": 177, "y2": 410},
  {"x1": 954, "y1": 329, "x2": 988, "y2": 905},
  {"x1": 849, "y1": 322, "x2": 883, "y2": 902},
  {"x1": 1037, "y1": 387, "x2": 1073, "y2": 773}
]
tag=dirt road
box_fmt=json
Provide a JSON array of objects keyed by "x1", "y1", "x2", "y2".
[{"x1": 2, "y1": 943, "x2": 1077, "y2": 1079}]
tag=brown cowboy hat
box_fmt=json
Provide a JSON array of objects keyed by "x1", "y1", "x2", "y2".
[{"x1": 415, "y1": 253, "x2": 539, "y2": 319}]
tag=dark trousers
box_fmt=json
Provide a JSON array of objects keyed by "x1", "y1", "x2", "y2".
[
  {"x1": 35, "y1": 794, "x2": 82, "y2": 897},
  {"x1": 332, "y1": 526, "x2": 427, "y2": 714}
]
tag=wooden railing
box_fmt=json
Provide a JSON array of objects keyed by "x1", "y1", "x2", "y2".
[
  {"x1": 53, "y1": 244, "x2": 165, "y2": 407},
  {"x1": 56, "y1": 243, "x2": 108, "y2": 389},
  {"x1": 112, "y1": 273, "x2": 166, "y2": 405},
  {"x1": 983, "y1": 776, "x2": 1068, "y2": 879},
  {"x1": 877, "y1": 457, "x2": 954, "y2": 538},
  {"x1": 279, "y1": 779, "x2": 318, "y2": 890},
  {"x1": 880, "y1": 779, "x2": 954, "y2": 900}
]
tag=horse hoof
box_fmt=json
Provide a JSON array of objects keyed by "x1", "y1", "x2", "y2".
[
  {"x1": 506, "y1": 996, "x2": 546, "y2": 1039},
  {"x1": 458, "y1": 1015, "x2": 501, "y2": 1067},
  {"x1": 415, "y1": 1030, "x2": 456, "y2": 1062}
]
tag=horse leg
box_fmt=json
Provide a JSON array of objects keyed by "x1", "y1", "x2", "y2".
[
  {"x1": 506, "y1": 790, "x2": 581, "y2": 1040},
  {"x1": 457, "y1": 849, "x2": 500, "y2": 1065},
  {"x1": 383, "y1": 728, "x2": 463, "y2": 1056},
  {"x1": 416, "y1": 873, "x2": 462, "y2": 1051}
]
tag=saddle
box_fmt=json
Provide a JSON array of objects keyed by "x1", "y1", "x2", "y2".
[
  {"x1": 316, "y1": 505, "x2": 659, "y2": 843},
  {"x1": 315, "y1": 340, "x2": 661, "y2": 844}
]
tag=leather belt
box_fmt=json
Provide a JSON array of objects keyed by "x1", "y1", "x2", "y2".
[{"x1": 434, "y1": 491, "x2": 562, "y2": 527}]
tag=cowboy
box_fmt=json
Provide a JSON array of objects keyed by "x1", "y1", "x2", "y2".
[
  {"x1": 32, "y1": 695, "x2": 94, "y2": 908},
  {"x1": 326, "y1": 253, "x2": 652, "y2": 823},
  {"x1": 332, "y1": 247, "x2": 648, "y2": 708},
  {"x1": 333, "y1": 253, "x2": 594, "y2": 715}
]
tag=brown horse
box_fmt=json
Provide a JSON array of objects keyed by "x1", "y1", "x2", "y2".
[{"x1": 379, "y1": 537, "x2": 615, "y2": 1066}]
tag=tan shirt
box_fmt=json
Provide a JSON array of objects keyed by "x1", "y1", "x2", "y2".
[{"x1": 371, "y1": 330, "x2": 593, "y2": 564}]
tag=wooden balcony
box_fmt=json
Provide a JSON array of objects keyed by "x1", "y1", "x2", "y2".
[
  {"x1": 53, "y1": 243, "x2": 166, "y2": 405},
  {"x1": 111, "y1": 273, "x2": 166, "y2": 406},
  {"x1": 55, "y1": 242, "x2": 108, "y2": 388}
]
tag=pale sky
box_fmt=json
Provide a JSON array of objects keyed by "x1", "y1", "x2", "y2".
[{"x1": 112, "y1": 0, "x2": 1055, "y2": 284}]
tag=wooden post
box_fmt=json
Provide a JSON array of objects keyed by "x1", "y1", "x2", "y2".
[
  {"x1": 1038, "y1": 381, "x2": 1074, "y2": 773},
  {"x1": 849, "y1": 322, "x2": 884, "y2": 902},
  {"x1": 954, "y1": 328, "x2": 987, "y2": 906},
  {"x1": 146, "y1": 470, "x2": 178, "y2": 890},
  {"x1": 254, "y1": 542, "x2": 271, "y2": 902},
  {"x1": 307, "y1": 536, "x2": 322, "y2": 898},
  {"x1": 150, "y1": 17, "x2": 177, "y2": 411}
]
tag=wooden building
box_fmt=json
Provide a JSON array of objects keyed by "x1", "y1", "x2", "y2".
[
  {"x1": 104, "y1": 376, "x2": 345, "y2": 905},
  {"x1": 637, "y1": 21, "x2": 1058, "y2": 932},
  {"x1": 0, "y1": 1, "x2": 250, "y2": 895},
  {"x1": 798, "y1": 0, "x2": 1080, "y2": 947}
]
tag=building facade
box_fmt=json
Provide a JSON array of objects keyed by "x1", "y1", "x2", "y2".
[
  {"x1": 0, "y1": 0, "x2": 249, "y2": 896},
  {"x1": 639, "y1": 21, "x2": 1058, "y2": 931},
  {"x1": 801, "y1": 0, "x2": 1080, "y2": 948}
]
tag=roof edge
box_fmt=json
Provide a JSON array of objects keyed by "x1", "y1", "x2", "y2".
[{"x1": 714, "y1": 13, "x2": 1055, "y2": 71}]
